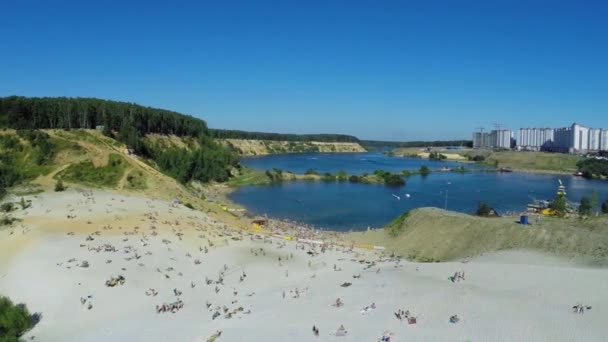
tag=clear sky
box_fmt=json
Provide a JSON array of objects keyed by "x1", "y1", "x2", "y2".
[{"x1": 1, "y1": 1, "x2": 607, "y2": 140}]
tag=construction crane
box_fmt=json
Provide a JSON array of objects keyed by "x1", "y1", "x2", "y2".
[{"x1": 476, "y1": 126, "x2": 485, "y2": 134}]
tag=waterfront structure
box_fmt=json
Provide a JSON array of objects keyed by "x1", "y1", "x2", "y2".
[
  {"x1": 472, "y1": 130, "x2": 512, "y2": 149},
  {"x1": 516, "y1": 123, "x2": 608, "y2": 153}
]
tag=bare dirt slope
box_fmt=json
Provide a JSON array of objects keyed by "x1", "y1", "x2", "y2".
[{"x1": 222, "y1": 139, "x2": 366, "y2": 156}]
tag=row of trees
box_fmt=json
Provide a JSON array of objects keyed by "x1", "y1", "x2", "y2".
[
  {"x1": 210, "y1": 129, "x2": 359, "y2": 143},
  {"x1": 0, "y1": 96, "x2": 207, "y2": 137},
  {"x1": 362, "y1": 140, "x2": 473, "y2": 149}
]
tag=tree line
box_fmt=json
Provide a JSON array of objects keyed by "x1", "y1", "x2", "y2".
[
  {"x1": 362, "y1": 140, "x2": 473, "y2": 149},
  {"x1": 209, "y1": 129, "x2": 360, "y2": 143},
  {"x1": 0, "y1": 96, "x2": 207, "y2": 137}
]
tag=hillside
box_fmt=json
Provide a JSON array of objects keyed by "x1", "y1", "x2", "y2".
[
  {"x1": 221, "y1": 138, "x2": 366, "y2": 156},
  {"x1": 348, "y1": 207, "x2": 608, "y2": 263},
  {"x1": 0, "y1": 129, "x2": 248, "y2": 229}
]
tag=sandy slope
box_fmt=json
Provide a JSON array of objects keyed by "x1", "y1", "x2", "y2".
[{"x1": 1, "y1": 191, "x2": 608, "y2": 341}]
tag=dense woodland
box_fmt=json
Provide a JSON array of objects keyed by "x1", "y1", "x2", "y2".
[
  {"x1": 209, "y1": 129, "x2": 360, "y2": 143},
  {"x1": 0, "y1": 96, "x2": 207, "y2": 137}
]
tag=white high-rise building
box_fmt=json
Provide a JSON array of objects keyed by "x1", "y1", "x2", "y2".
[
  {"x1": 495, "y1": 130, "x2": 511, "y2": 149},
  {"x1": 517, "y1": 128, "x2": 553, "y2": 151},
  {"x1": 483, "y1": 123, "x2": 607, "y2": 153},
  {"x1": 588, "y1": 128, "x2": 601, "y2": 151},
  {"x1": 600, "y1": 129, "x2": 608, "y2": 151},
  {"x1": 472, "y1": 130, "x2": 512, "y2": 149}
]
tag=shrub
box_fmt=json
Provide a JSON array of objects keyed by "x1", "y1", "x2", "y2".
[
  {"x1": 1, "y1": 202, "x2": 14, "y2": 213},
  {"x1": 476, "y1": 202, "x2": 492, "y2": 216},
  {"x1": 1, "y1": 216, "x2": 18, "y2": 226},
  {"x1": 429, "y1": 151, "x2": 446, "y2": 160},
  {"x1": 348, "y1": 175, "x2": 360, "y2": 183},
  {"x1": 602, "y1": 199, "x2": 608, "y2": 214},
  {"x1": 419, "y1": 165, "x2": 431, "y2": 176},
  {"x1": 321, "y1": 173, "x2": 336, "y2": 181},
  {"x1": 0, "y1": 296, "x2": 38, "y2": 341},
  {"x1": 383, "y1": 173, "x2": 405, "y2": 187},
  {"x1": 54, "y1": 179, "x2": 66, "y2": 192},
  {"x1": 578, "y1": 197, "x2": 592, "y2": 216},
  {"x1": 337, "y1": 170, "x2": 347, "y2": 181},
  {"x1": 184, "y1": 202, "x2": 194, "y2": 210},
  {"x1": 20, "y1": 197, "x2": 29, "y2": 210},
  {"x1": 304, "y1": 169, "x2": 318, "y2": 175},
  {"x1": 550, "y1": 194, "x2": 567, "y2": 217}
]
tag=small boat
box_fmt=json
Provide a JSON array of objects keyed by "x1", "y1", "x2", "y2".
[
  {"x1": 500, "y1": 167, "x2": 513, "y2": 173},
  {"x1": 573, "y1": 171, "x2": 583, "y2": 177},
  {"x1": 392, "y1": 194, "x2": 401, "y2": 200},
  {"x1": 405, "y1": 194, "x2": 411, "y2": 198}
]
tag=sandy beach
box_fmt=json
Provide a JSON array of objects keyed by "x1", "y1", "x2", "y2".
[{"x1": 1, "y1": 189, "x2": 608, "y2": 341}]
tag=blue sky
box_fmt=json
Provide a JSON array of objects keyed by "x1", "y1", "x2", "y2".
[{"x1": 1, "y1": 1, "x2": 607, "y2": 140}]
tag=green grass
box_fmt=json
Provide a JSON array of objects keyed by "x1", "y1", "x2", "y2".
[
  {"x1": 124, "y1": 170, "x2": 148, "y2": 190},
  {"x1": 348, "y1": 207, "x2": 608, "y2": 263},
  {"x1": 465, "y1": 151, "x2": 581, "y2": 172},
  {"x1": 226, "y1": 168, "x2": 271, "y2": 187},
  {"x1": 58, "y1": 153, "x2": 127, "y2": 188}
]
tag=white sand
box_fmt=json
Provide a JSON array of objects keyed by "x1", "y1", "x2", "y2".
[{"x1": 1, "y1": 190, "x2": 608, "y2": 341}]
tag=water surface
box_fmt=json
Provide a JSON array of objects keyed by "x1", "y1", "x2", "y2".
[{"x1": 232, "y1": 153, "x2": 608, "y2": 230}]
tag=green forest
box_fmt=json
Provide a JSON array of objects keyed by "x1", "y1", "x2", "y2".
[
  {"x1": 209, "y1": 129, "x2": 359, "y2": 143},
  {"x1": 0, "y1": 96, "x2": 207, "y2": 136}
]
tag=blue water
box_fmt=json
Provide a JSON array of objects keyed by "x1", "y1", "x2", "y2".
[
  {"x1": 232, "y1": 153, "x2": 608, "y2": 231},
  {"x1": 241, "y1": 152, "x2": 477, "y2": 174}
]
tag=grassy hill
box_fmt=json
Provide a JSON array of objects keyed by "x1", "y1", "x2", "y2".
[
  {"x1": 0, "y1": 129, "x2": 249, "y2": 229},
  {"x1": 467, "y1": 150, "x2": 581, "y2": 173},
  {"x1": 348, "y1": 207, "x2": 608, "y2": 263}
]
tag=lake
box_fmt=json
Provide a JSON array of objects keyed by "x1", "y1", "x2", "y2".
[
  {"x1": 232, "y1": 153, "x2": 608, "y2": 231},
  {"x1": 240, "y1": 152, "x2": 476, "y2": 174}
]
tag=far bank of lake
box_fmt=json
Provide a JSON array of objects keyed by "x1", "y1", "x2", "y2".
[{"x1": 231, "y1": 153, "x2": 608, "y2": 231}]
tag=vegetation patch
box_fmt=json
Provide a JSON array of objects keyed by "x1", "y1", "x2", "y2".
[
  {"x1": 0, "y1": 295, "x2": 40, "y2": 341},
  {"x1": 386, "y1": 211, "x2": 410, "y2": 237},
  {"x1": 58, "y1": 154, "x2": 127, "y2": 188},
  {"x1": 577, "y1": 158, "x2": 608, "y2": 179},
  {"x1": 125, "y1": 170, "x2": 147, "y2": 190}
]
